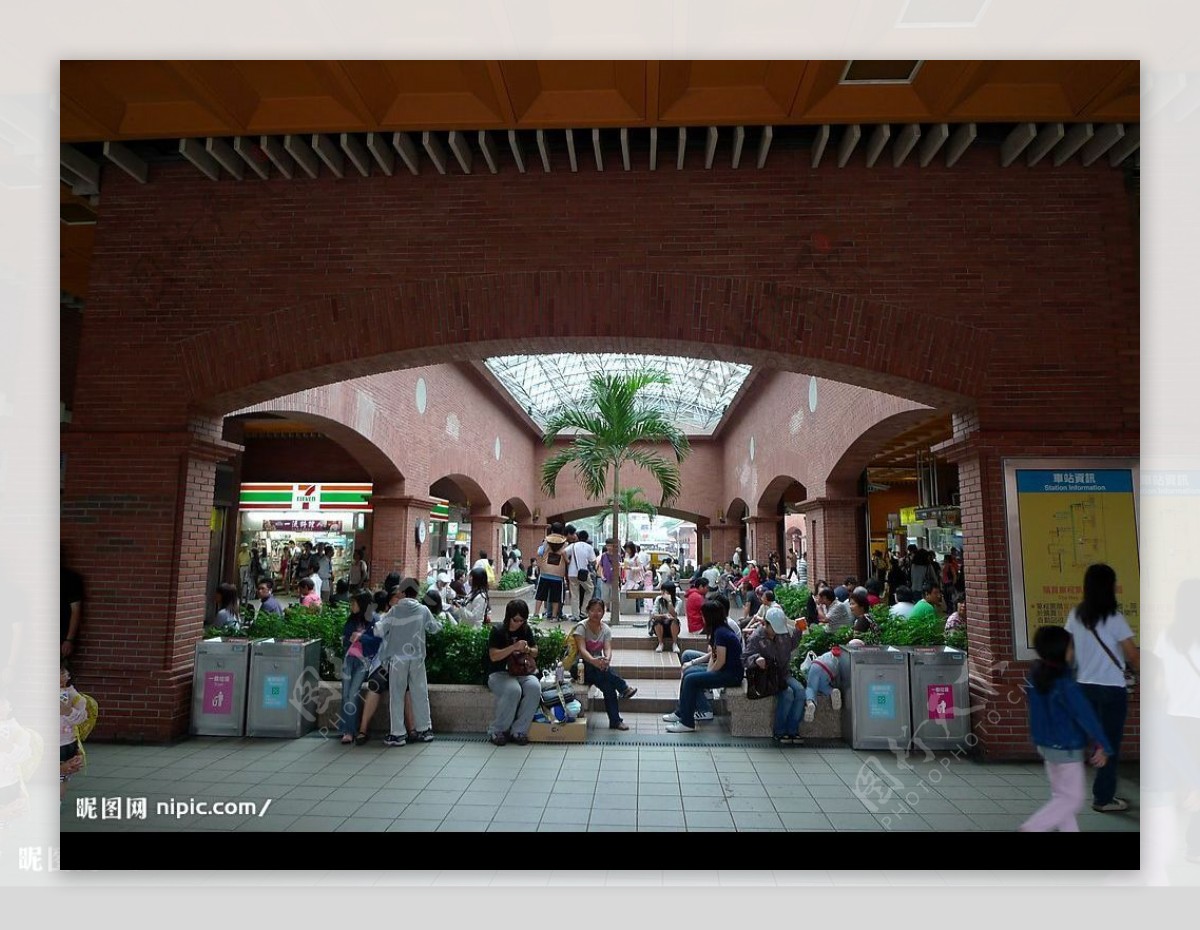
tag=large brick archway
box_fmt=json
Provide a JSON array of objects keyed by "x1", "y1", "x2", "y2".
[{"x1": 63, "y1": 155, "x2": 1138, "y2": 754}]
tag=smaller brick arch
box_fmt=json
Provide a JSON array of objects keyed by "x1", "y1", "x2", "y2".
[
  {"x1": 824, "y1": 409, "x2": 944, "y2": 498},
  {"x1": 501, "y1": 497, "x2": 533, "y2": 522},
  {"x1": 227, "y1": 410, "x2": 405, "y2": 495},
  {"x1": 430, "y1": 473, "x2": 492, "y2": 514},
  {"x1": 550, "y1": 504, "x2": 710, "y2": 529},
  {"x1": 725, "y1": 498, "x2": 749, "y2": 523},
  {"x1": 756, "y1": 475, "x2": 808, "y2": 517}
]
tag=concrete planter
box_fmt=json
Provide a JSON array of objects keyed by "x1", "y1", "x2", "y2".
[
  {"x1": 316, "y1": 681, "x2": 493, "y2": 734},
  {"x1": 489, "y1": 585, "x2": 536, "y2": 612},
  {"x1": 726, "y1": 685, "x2": 844, "y2": 743}
]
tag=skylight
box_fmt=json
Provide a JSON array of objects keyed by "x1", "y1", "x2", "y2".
[{"x1": 484, "y1": 354, "x2": 752, "y2": 435}]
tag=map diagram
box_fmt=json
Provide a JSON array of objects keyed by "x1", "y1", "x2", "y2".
[{"x1": 1045, "y1": 496, "x2": 1107, "y2": 573}]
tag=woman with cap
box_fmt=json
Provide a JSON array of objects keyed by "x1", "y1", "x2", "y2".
[
  {"x1": 744, "y1": 608, "x2": 801, "y2": 742},
  {"x1": 534, "y1": 526, "x2": 570, "y2": 622},
  {"x1": 457, "y1": 567, "x2": 491, "y2": 627},
  {"x1": 486, "y1": 599, "x2": 540, "y2": 746}
]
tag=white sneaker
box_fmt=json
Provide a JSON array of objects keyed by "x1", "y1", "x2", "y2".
[
  {"x1": 666, "y1": 722, "x2": 696, "y2": 733},
  {"x1": 804, "y1": 701, "x2": 816, "y2": 723},
  {"x1": 654, "y1": 644, "x2": 664, "y2": 653},
  {"x1": 662, "y1": 712, "x2": 680, "y2": 723},
  {"x1": 672, "y1": 643, "x2": 680, "y2": 654},
  {"x1": 830, "y1": 688, "x2": 842, "y2": 711},
  {"x1": 694, "y1": 710, "x2": 714, "y2": 722}
]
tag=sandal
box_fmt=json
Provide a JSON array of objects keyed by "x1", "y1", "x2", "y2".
[
  {"x1": 354, "y1": 732, "x2": 369, "y2": 746},
  {"x1": 340, "y1": 734, "x2": 353, "y2": 745}
]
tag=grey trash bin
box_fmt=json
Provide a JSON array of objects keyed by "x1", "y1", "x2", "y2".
[
  {"x1": 907, "y1": 646, "x2": 970, "y2": 750},
  {"x1": 191, "y1": 637, "x2": 257, "y2": 736},
  {"x1": 246, "y1": 638, "x2": 324, "y2": 738},
  {"x1": 839, "y1": 645, "x2": 911, "y2": 750}
]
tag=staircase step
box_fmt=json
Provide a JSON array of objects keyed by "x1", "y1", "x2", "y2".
[{"x1": 584, "y1": 677, "x2": 729, "y2": 716}]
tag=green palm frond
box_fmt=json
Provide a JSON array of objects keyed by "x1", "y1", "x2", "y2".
[{"x1": 625, "y1": 448, "x2": 683, "y2": 506}]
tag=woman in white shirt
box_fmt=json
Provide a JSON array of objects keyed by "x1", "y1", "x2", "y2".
[
  {"x1": 457, "y1": 567, "x2": 491, "y2": 627},
  {"x1": 1064, "y1": 563, "x2": 1139, "y2": 813}
]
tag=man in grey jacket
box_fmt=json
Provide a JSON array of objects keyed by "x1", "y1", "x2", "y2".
[{"x1": 372, "y1": 577, "x2": 443, "y2": 746}]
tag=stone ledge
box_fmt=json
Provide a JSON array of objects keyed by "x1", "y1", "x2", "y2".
[
  {"x1": 316, "y1": 681, "x2": 493, "y2": 734},
  {"x1": 726, "y1": 683, "x2": 844, "y2": 741}
]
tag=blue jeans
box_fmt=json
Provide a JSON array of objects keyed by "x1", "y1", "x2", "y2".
[
  {"x1": 338, "y1": 654, "x2": 368, "y2": 735},
  {"x1": 805, "y1": 664, "x2": 834, "y2": 704},
  {"x1": 1079, "y1": 683, "x2": 1127, "y2": 805},
  {"x1": 584, "y1": 662, "x2": 630, "y2": 726},
  {"x1": 774, "y1": 676, "x2": 806, "y2": 737},
  {"x1": 678, "y1": 667, "x2": 742, "y2": 728},
  {"x1": 678, "y1": 649, "x2": 711, "y2": 715}
]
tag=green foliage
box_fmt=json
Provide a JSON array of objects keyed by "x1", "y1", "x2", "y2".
[
  {"x1": 424, "y1": 620, "x2": 569, "y2": 685},
  {"x1": 498, "y1": 570, "x2": 528, "y2": 591},
  {"x1": 202, "y1": 602, "x2": 350, "y2": 679},
  {"x1": 875, "y1": 611, "x2": 951, "y2": 647},
  {"x1": 773, "y1": 585, "x2": 809, "y2": 619},
  {"x1": 945, "y1": 628, "x2": 968, "y2": 651}
]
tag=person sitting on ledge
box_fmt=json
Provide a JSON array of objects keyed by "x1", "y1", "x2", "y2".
[{"x1": 573, "y1": 598, "x2": 637, "y2": 731}]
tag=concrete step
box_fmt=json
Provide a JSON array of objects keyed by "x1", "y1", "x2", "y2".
[
  {"x1": 545, "y1": 616, "x2": 709, "y2": 652},
  {"x1": 583, "y1": 676, "x2": 729, "y2": 716}
]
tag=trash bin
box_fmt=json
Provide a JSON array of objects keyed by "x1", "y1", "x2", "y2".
[
  {"x1": 246, "y1": 638, "x2": 323, "y2": 738},
  {"x1": 839, "y1": 645, "x2": 911, "y2": 750},
  {"x1": 191, "y1": 637, "x2": 257, "y2": 737},
  {"x1": 907, "y1": 646, "x2": 970, "y2": 750}
]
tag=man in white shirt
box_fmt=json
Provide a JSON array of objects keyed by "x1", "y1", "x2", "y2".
[
  {"x1": 567, "y1": 527, "x2": 595, "y2": 622},
  {"x1": 307, "y1": 564, "x2": 323, "y2": 600},
  {"x1": 889, "y1": 586, "x2": 917, "y2": 619},
  {"x1": 702, "y1": 563, "x2": 721, "y2": 590},
  {"x1": 797, "y1": 551, "x2": 808, "y2": 587}
]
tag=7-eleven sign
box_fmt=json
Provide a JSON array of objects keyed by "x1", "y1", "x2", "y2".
[{"x1": 295, "y1": 484, "x2": 319, "y2": 510}]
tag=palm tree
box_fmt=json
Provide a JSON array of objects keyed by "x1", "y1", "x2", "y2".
[
  {"x1": 540, "y1": 372, "x2": 690, "y2": 619},
  {"x1": 597, "y1": 487, "x2": 658, "y2": 543}
]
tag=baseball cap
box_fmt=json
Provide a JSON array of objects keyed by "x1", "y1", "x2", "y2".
[
  {"x1": 437, "y1": 572, "x2": 451, "y2": 583},
  {"x1": 765, "y1": 606, "x2": 789, "y2": 635},
  {"x1": 397, "y1": 577, "x2": 420, "y2": 596}
]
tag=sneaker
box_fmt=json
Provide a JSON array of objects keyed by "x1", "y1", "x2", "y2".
[
  {"x1": 662, "y1": 712, "x2": 680, "y2": 723},
  {"x1": 694, "y1": 710, "x2": 714, "y2": 722},
  {"x1": 830, "y1": 688, "x2": 843, "y2": 711},
  {"x1": 1092, "y1": 798, "x2": 1130, "y2": 813},
  {"x1": 672, "y1": 643, "x2": 680, "y2": 654},
  {"x1": 383, "y1": 733, "x2": 407, "y2": 747},
  {"x1": 412, "y1": 729, "x2": 435, "y2": 743},
  {"x1": 489, "y1": 732, "x2": 508, "y2": 747},
  {"x1": 654, "y1": 644, "x2": 664, "y2": 653},
  {"x1": 804, "y1": 701, "x2": 816, "y2": 723},
  {"x1": 666, "y1": 722, "x2": 696, "y2": 733},
  {"x1": 620, "y1": 687, "x2": 638, "y2": 701},
  {"x1": 510, "y1": 733, "x2": 529, "y2": 746}
]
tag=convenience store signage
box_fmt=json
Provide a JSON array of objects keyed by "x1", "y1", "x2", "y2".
[{"x1": 239, "y1": 483, "x2": 373, "y2": 512}]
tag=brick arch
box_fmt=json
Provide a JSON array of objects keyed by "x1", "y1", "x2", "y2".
[
  {"x1": 181, "y1": 272, "x2": 990, "y2": 416},
  {"x1": 429, "y1": 473, "x2": 492, "y2": 513},
  {"x1": 550, "y1": 504, "x2": 710, "y2": 529},
  {"x1": 725, "y1": 497, "x2": 749, "y2": 522},
  {"x1": 232, "y1": 404, "x2": 406, "y2": 495},
  {"x1": 756, "y1": 475, "x2": 807, "y2": 517},
  {"x1": 501, "y1": 497, "x2": 533, "y2": 522},
  {"x1": 823, "y1": 409, "x2": 947, "y2": 498}
]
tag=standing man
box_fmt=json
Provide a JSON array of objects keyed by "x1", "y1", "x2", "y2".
[
  {"x1": 349, "y1": 547, "x2": 369, "y2": 593},
  {"x1": 797, "y1": 550, "x2": 809, "y2": 588},
  {"x1": 237, "y1": 543, "x2": 253, "y2": 601},
  {"x1": 568, "y1": 529, "x2": 595, "y2": 623},
  {"x1": 317, "y1": 545, "x2": 334, "y2": 604},
  {"x1": 61, "y1": 557, "x2": 84, "y2": 658},
  {"x1": 597, "y1": 537, "x2": 617, "y2": 605},
  {"x1": 452, "y1": 546, "x2": 467, "y2": 575}
]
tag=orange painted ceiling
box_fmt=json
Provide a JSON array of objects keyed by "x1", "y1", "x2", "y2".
[{"x1": 60, "y1": 60, "x2": 1139, "y2": 142}]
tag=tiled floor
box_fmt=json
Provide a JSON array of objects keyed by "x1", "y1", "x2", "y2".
[{"x1": 61, "y1": 734, "x2": 1141, "y2": 833}]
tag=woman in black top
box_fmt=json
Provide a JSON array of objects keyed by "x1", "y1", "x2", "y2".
[{"x1": 485, "y1": 599, "x2": 541, "y2": 746}]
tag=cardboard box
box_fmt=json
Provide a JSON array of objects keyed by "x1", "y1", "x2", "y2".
[{"x1": 527, "y1": 714, "x2": 588, "y2": 744}]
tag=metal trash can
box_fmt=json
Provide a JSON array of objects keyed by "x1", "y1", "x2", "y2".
[
  {"x1": 907, "y1": 646, "x2": 970, "y2": 750},
  {"x1": 839, "y1": 645, "x2": 911, "y2": 750},
  {"x1": 191, "y1": 637, "x2": 256, "y2": 736},
  {"x1": 246, "y1": 638, "x2": 323, "y2": 738}
]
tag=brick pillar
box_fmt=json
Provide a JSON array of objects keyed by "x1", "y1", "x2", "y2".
[
  {"x1": 746, "y1": 517, "x2": 780, "y2": 567},
  {"x1": 795, "y1": 498, "x2": 863, "y2": 587},
  {"x1": 517, "y1": 522, "x2": 544, "y2": 567},
  {"x1": 709, "y1": 524, "x2": 741, "y2": 566},
  {"x1": 60, "y1": 426, "x2": 241, "y2": 740},
  {"x1": 469, "y1": 514, "x2": 507, "y2": 573},
  {"x1": 370, "y1": 496, "x2": 437, "y2": 581}
]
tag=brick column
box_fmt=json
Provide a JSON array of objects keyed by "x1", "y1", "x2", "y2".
[
  {"x1": 468, "y1": 514, "x2": 507, "y2": 572},
  {"x1": 795, "y1": 498, "x2": 864, "y2": 587},
  {"x1": 746, "y1": 517, "x2": 780, "y2": 567},
  {"x1": 60, "y1": 427, "x2": 241, "y2": 740},
  {"x1": 516, "y1": 522, "x2": 544, "y2": 566},
  {"x1": 708, "y1": 524, "x2": 741, "y2": 566},
  {"x1": 370, "y1": 496, "x2": 438, "y2": 581}
]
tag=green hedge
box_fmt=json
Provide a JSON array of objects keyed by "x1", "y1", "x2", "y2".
[
  {"x1": 206, "y1": 602, "x2": 350, "y2": 680},
  {"x1": 498, "y1": 570, "x2": 528, "y2": 591},
  {"x1": 772, "y1": 584, "x2": 809, "y2": 619}
]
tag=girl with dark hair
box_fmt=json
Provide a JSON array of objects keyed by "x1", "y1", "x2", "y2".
[
  {"x1": 572, "y1": 598, "x2": 637, "y2": 730},
  {"x1": 1019, "y1": 625, "x2": 1113, "y2": 832},
  {"x1": 666, "y1": 599, "x2": 744, "y2": 733},
  {"x1": 338, "y1": 593, "x2": 380, "y2": 745},
  {"x1": 214, "y1": 582, "x2": 241, "y2": 631},
  {"x1": 1065, "y1": 563, "x2": 1140, "y2": 813},
  {"x1": 458, "y1": 566, "x2": 491, "y2": 627},
  {"x1": 486, "y1": 599, "x2": 541, "y2": 746},
  {"x1": 650, "y1": 581, "x2": 680, "y2": 653}
]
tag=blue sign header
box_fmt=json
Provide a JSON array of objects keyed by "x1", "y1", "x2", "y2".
[{"x1": 1016, "y1": 469, "x2": 1134, "y2": 494}]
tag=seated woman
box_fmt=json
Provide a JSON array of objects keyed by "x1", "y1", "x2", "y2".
[
  {"x1": 650, "y1": 582, "x2": 681, "y2": 654},
  {"x1": 665, "y1": 600, "x2": 745, "y2": 733},
  {"x1": 213, "y1": 582, "x2": 241, "y2": 631},
  {"x1": 456, "y1": 567, "x2": 491, "y2": 627},
  {"x1": 573, "y1": 598, "x2": 638, "y2": 730},
  {"x1": 944, "y1": 592, "x2": 967, "y2": 633},
  {"x1": 744, "y1": 606, "x2": 804, "y2": 745},
  {"x1": 486, "y1": 599, "x2": 541, "y2": 747},
  {"x1": 849, "y1": 591, "x2": 879, "y2": 635}
]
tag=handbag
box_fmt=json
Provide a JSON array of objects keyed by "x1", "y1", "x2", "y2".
[
  {"x1": 507, "y1": 650, "x2": 537, "y2": 677},
  {"x1": 1089, "y1": 627, "x2": 1136, "y2": 695},
  {"x1": 746, "y1": 657, "x2": 787, "y2": 700}
]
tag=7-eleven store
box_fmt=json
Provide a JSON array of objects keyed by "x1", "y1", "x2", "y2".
[{"x1": 237, "y1": 482, "x2": 452, "y2": 583}]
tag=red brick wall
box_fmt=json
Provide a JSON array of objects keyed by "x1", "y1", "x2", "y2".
[
  {"x1": 65, "y1": 145, "x2": 1138, "y2": 753},
  {"x1": 60, "y1": 306, "x2": 83, "y2": 413},
  {"x1": 240, "y1": 436, "x2": 372, "y2": 483}
]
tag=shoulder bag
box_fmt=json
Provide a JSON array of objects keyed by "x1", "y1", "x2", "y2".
[
  {"x1": 746, "y1": 656, "x2": 787, "y2": 700},
  {"x1": 1090, "y1": 626, "x2": 1136, "y2": 695}
]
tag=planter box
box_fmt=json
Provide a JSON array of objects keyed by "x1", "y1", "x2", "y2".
[
  {"x1": 315, "y1": 681, "x2": 493, "y2": 734},
  {"x1": 490, "y1": 585, "x2": 535, "y2": 611},
  {"x1": 726, "y1": 684, "x2": 844, "y2": 743}
]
